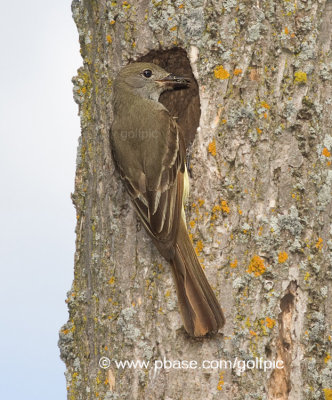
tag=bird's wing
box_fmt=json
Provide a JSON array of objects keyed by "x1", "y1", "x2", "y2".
[{"x1": 119, "y1": 111, "x2": 186, "y2": 254}]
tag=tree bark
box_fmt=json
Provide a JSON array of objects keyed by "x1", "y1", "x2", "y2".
[{"x1": 59, "y1": 1, "x2": 332, "y2": 399}]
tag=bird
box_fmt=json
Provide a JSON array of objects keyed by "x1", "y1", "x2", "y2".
[{"x1": 110, "y1": 62, "x2": 225, "y2": 336}]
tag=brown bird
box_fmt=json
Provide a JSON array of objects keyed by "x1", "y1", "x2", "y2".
[{"x1": 110, "y1": 62, "x2": 225, "y2": 336}]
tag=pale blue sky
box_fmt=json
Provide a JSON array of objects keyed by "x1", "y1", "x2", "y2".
[{"x1": 0, "y1": 1, "x2": 81, "y2": 398}]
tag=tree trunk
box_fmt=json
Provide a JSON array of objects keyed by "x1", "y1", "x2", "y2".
[{"x1": 59, "y1": 1, "x2": 332, "y2": 399}]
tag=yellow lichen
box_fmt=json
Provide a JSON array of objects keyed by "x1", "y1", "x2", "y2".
[
  {"x1": 323, "y1": 388, "x2": 332, "y2": 400},
  {"x1": 122, "y1": 1, "x2": 131, "y2": 9},
  {"x1": 208, "y1": 139, "x2": 217, "y2": 156},
  {"x1": 214, "y1": 65, "x2": 230, "y2": 80},
  {"x1": 247, "y1": 255, "x2": 266, "y2": 277},
  {"x1": 278, "y1": 251, "x2": 288, "y2": 263},
  {"x1": 324, "y1": 354, "x2": 331, "y2": 364},
  {"x1": 189, "y1": 220, "x2": 196, "y2": 228},
  {"x1": 108, "y1": 276, "x2": 115, "y2": 284},
  {"x1": 106, "y1": 35, "x2": 112, "y2": 43},
  {"x1": 294, "y1": 71, "x2": 307, "y2": 84}
]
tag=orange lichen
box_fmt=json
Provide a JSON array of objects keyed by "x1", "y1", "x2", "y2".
[
  {"x1": 230, "y1": 259, "x2": 238, "y2": 268},
  {"x1": 195, "y1": 240, "x2": 204, "y2": 256},
  {"x1": 249, "y1": 330, "x2": 257, "y2": 336},
  {"x1": 234, "y1": 68, "x2": 243, "y2": 76},
  {"x1": 265, "y1": 317, "x2": 276, "y2": 329},
  {"x1": 221, "y1": 200, "x2": 230, "y2": 213},
  {"x1": 322, "y1": 148, "x2": 331, "y2": 157},
  {"x1": 217, "y1": 372, "x2": 224, "y2": 391},
  {"x1": 108, "y1": 276, "x2": 115, "y2": 284},
  {"x1": 247, "y1": 255, "x2": 266, "y2": 276},
  {"x1": 189, "y1": 220, "x2": 196, "y2": 228},
  {"x1": 170, "y1": 26, "x2": 177, "y2": 31},
  {"x1": 221, "y1": 118, "x2": 227, "y2": 124},
  {"x1": 284, "y1": 27, "x2": 289, "y2": 34},
  {"x1": 214, "y1": 65, "x2": 230, "y2": 80},
  {"x1": 198, "y1": 199, "x2": 205, "y2": 207},
  {"x1": 278, "y1": 251, "x2": 288, "y2": 263},
  {"x1": 261, "y1": 101, "x2": 270, "y2": 110},
  {"x1": 208, "y1": 139, "x2": 217, "y2": 156},
  {"x1": 315, "y1": 237, "x2": 323, "y2": 251},
  {"x1": 325, "y1": 354, "x2": 331, "y2": 364}
]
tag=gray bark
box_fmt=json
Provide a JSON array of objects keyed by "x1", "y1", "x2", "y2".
[{"x1": 59, "y1": 1, "x2": 332, "y2": 399}]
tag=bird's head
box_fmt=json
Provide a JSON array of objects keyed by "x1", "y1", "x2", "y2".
[{"x1": 114, "y1": 62, "x2": 190, "y2": 101}]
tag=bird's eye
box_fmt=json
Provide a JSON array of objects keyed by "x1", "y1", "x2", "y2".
[{"x1": 142, "y1": 69, "x2": 152, "y2": 78}]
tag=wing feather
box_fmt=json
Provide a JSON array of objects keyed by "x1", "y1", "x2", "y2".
[{"x1": 116, "y1": 114, "x2": 186, "y2": 256}]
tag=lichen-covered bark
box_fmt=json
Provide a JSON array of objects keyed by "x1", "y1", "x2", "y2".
[{"x1": 59, "y1": 1, "x2": 332, "y2": 399}]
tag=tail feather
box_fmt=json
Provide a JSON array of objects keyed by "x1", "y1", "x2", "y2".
[{"x1": 171, "y1": 218, "x2": 225, "y2": 336}]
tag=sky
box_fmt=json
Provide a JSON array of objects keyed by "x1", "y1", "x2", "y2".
[{"x1": 0, "y1": 1, "x2": 81, "y2": 398}]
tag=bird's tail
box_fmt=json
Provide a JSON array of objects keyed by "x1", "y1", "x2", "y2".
[{"x1": 171, "y1": 218, "x2": 225, "y2": 336}]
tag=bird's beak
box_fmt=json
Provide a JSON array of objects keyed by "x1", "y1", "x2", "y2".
[{"x1": 155, "y1": 74, "x2": 190, "y2": 89}]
